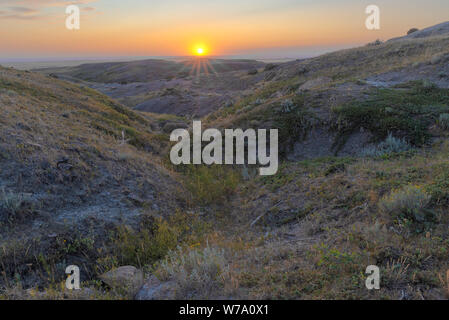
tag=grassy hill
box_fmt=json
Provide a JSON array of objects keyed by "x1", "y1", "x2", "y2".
[{"x1": 1, "y1": 22, "x2": 449, "y2": 300}]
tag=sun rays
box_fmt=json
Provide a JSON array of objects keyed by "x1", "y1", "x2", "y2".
[
  {"x1": 178, "y1": 45, "x2": 223, "y2": 82},
  {"x1": 179, "y1": 57, "x2": 218, "y2": 80}
]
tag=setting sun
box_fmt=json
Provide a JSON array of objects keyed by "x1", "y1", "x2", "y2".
[{"x1": 196, "y1": 47, "x2": 205, "y2": 55}]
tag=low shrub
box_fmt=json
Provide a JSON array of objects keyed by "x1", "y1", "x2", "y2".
[
  {"x1": 0, "y1": 188, "x2": 25, "y2": 213},
  {"x1": 425, "y1": 171, "x2": 449, "y2": 205},
  {"x1": 157, "y1": 246, "x2": 229, "y2": 299},
  {"x1": 379, "y1": 185, "x2": 435, "y2": 233},
  {"x1": 0, "y1": 188, "x2": 31, "y2": 223},
  {"x1": 184, "y1": 165, "x2": 241, "y2": 206},
  {"x1": 108, "y1": 219, "x2": 179, "y2": 268},
  {"x1": 361, "y1": 133, "x2": 411, "y2": 157}
]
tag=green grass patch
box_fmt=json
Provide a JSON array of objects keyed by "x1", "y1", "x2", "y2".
[
  {"x1": 332, "y1": 81, "x2": 449, "y2": 152},
  {"x1": 183, "y1": 165, "x2": 242, "y2": 206}
]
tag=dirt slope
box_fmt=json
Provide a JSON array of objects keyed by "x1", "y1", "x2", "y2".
[{"x1": 0, "y1": 65, "x2": 185, "y2": 241}]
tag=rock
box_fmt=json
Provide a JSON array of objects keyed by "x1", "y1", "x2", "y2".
[
  {"x1": 247, "y1": 69, "x2": 258, "y2": 75},
  {"x1": 430, "y1": 54, "x2": 443, "y2": 65},
  {"x1": 135, "y1": 276, "x2": 177, "y2": 300},
  {"x1": 100, "y1": 266, "x2": 144, "y2": 297}
]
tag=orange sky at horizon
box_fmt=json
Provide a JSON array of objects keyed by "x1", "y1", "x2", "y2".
[{"x1": 1, "y1": 0, "x2": 448, "y2": 58}]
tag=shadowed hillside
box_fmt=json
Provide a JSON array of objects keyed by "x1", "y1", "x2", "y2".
[{"x1": 0, "y1": 66, "x2": 187, "y2": 293}]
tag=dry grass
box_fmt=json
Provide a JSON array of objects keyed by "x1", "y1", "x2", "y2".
[{"x1": 156, "y1": 245, "x2": 232, "y2": 299}]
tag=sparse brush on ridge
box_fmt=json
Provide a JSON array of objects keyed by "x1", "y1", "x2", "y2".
[{"x1": 407, "y1": 28, "x2": 419, "y2": 35}]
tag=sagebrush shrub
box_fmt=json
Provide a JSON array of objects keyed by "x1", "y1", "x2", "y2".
[
  {"x1": 0, "y1": 188, "x2": 29, "y2": 223},
  {"x1": 157, "y1": 246, "x2": 229, "y2": 299},
  {"x1": 379, "y1": 185, "x2": 435, "y2": 233},
  {"x1": 379, "y1": 185, "x2": 430, "y2": 215},
  {"x1": 0, "y1": 188, "x2": 24, "y2": 213},
  {"x1": 280, "y1": 99, "x2": 295, "y2": 113},
  {"x1": 361, "y1": 133, "x2": 411, "y2": 157}
]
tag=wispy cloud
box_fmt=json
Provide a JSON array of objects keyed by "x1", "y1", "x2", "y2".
[{"x1": 0, "y1": 0, "x2": 98, "y2": 19}]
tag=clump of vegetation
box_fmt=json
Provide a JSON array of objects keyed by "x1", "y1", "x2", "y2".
[
  {"x1": 101, "y1": 209, "x2": 213, "y2": 272},
  {"x1": 437, "y1": 113, "x2": 449, "y2": 130},
  {"x1": 361, "y1": 133, "x2": 411, "y2": 157},
  {"x1": 407, "y1": 28, "x2": 419, "y2": 35},
  {"x1": 379, "y1": 185, "x2": 435, "y2": 233},
  {"x1": 315, "y1": 244, "x2": 365, "y2": 277},
  {"x1": 280, "y1": 99, "x2": 295, "y2": 113},
  {"x1": 183, "y1": 165, "x2": 241, "y2": 206},
  {"x1": 156, "y1": 246, "x2": 230, "y2": 299},
  {"x1": 379, "y1": 185, "x2": 430, "y2": 214},
  {"x1": 107, "y1": 220, "x2": 179, "y2": 269},
  {"x1": 0, "y1": 188, "x2": 25, "y2": 214},
  {"x1": 0, "y1": 188, "x2": 31, "y2": 223},
  {"x1": 425, "y1": 170, "x2": 449, "y2": 205}
]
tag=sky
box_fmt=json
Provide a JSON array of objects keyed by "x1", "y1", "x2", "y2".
[{"x1": 0, "y1": 0, "x2": 448, "y2": 60}]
